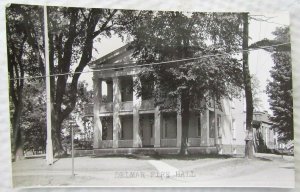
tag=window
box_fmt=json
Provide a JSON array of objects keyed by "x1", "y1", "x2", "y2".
[
  {"x1": 120, "y1": 76, "x2": 133, "y2": 102},
  {"x1": 141, "y1": 77, "x2": 154, "y2": 100},
  {"x1": 101, "y1": 117, "x2": 113, "y2": 140},
  {"x1": 163, "y1": 113, "x2": 177, "y2": 138},
  {"x1": 105, "y1": 80, "x2": 113, "y2": 102}
]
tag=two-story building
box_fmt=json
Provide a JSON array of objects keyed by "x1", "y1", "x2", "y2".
[{"x1": 85, "y1": 44, "x2": 247, "y2": 155}]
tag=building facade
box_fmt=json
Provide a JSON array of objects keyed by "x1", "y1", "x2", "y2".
[
  {"x1": 85, "y1": 44, "x2": 247, "y2": 155},
  {"x1": 253, "y1": 111, "x2": 278, "y2": 152}
]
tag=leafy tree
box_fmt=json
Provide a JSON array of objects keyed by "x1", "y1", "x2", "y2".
[
  {"x1": 250, "y1": 27, "x2": 292, "y2": 141},
  {"x1": 61, "y1": 81, "x2": 94, "y2": 152},
  {"x1": 22, "y1": 81, "x2": 47, "y2": 154},
  {"x1": 266, "y1": 27, "x2": 292, "y2": 141},
  {"x1": 126, "y1": 11, "x2": 244, "y2": 154},
  {"x1": 6, "y1": 4, "x2": 45, "y2": 160},
  {"x1": 47, "y1": 7, "x2": 126, "y2": 153}
]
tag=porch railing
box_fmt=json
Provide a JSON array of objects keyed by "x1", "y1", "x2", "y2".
[
  {"x1": 140, "y1": 99, "x2": 155, "y2": 111},
  {"x1": 100, "y1": 102, "x2": 113, "y2": 113},
  {"x1": 118, "y1": 140, "x2": 133, "y2": 148},
  {"x1": 99, "y1": 140, "x2": 113, "y2": 148},
  {"x1": 188, "y1": 138, "x2": 201, "y2": 147},
  {"x1": 160, "y1": 138, "x2": 177, "y2": 147},
  {"x1": 120, "y1": 101, "x2": 133, "y2": 112}
]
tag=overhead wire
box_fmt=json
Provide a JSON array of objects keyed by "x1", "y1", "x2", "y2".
[
  {"x1": 249, "y1": 14, "x2": 289, "y2": 27},
  {"x1": 9, "y1": 42, "x2": 290, "y2": 81}
]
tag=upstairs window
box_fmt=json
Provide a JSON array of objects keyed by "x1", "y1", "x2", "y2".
[
  {"x1": 120, "y1": 76, "x2": 133, "y2": 102},
  {"x1": 140, "y1": 76, "x2": 154, "y2": 100}
]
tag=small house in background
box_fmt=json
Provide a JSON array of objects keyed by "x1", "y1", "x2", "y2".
[
  {"x1": 84, "y1": 44, "x2": 247, "y2": 155},
  {"x1": 253, "y1": 111, "x2": 278, "y2": 153}
]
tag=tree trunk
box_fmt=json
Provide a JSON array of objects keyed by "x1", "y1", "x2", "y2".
[
  {"x1": 13, "y1": 111, "x2": 24, "y2": 161},
  {"x1": 12, "y1": 109, "x2": 24, "y2": 161},
  {"x1": 11, "y1": 88, "x2": 24, "y2": 161},
  {"x1": 179, "y1": 90, "x2": 190, "y2": 155},
  {"x1": 242, "y1": 13, "x2": 254, "y2": 158},
  {"x1": 51, "y1": 113, "x2": 64, "y2": 155}
]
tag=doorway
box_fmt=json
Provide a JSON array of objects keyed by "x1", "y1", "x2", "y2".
[{"x1": 140, "y1": 114, "x2": 154, "y2": 147}]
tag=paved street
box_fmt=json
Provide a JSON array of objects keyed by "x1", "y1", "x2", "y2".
[{"x1": 12, "y1": 153, "x2": 294, "y2": 188}]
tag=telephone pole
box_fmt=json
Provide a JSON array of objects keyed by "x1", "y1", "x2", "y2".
[
  {"x1": 242, "y1": 12, "x2": 254, "y2": 158},
  {"x1": 44, "y1": 5, "x2": 54, "y2": 165}
]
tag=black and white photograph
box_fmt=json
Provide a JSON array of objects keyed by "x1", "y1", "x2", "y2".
[{"x1": 0, "y1": 0, "x2": 297, "y2": 190}]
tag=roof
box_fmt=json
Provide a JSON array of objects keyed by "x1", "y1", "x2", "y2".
[
  {"x1": 88, "y1": 44, "x2": 134, "y2": 69},
  {"x1": 253, "y1": 111, "x2": 272, "y2": 125}
]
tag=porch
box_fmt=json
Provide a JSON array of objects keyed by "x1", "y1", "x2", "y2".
[
  {"x1": 93, "y1": 146, "x2": 218, "y2": 156},
  {"x1": 96, "y1": 137, "x2": 216, "y2": 148}
]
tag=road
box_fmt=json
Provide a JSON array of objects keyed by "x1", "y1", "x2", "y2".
[{"x1": 12, "y1": 153, "x2": 294, "y2": 188}]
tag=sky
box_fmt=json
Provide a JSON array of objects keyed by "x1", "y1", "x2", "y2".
[
  {"x1": 248, "y1": 12, "x2": 289, "y2": 113},
  {"x1": 79, "y1": 12, "x2": 290, "y2": 114}
]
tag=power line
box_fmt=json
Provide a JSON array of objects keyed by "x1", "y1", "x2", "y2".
[
  {"x1": 9, "y1": 42, "x2": 290, "y2": 81},
  {"x1": 249, "y1": 15, "x2": 289, "y2": 27}
]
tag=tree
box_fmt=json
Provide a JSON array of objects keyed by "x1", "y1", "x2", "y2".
[
  {"x1": 266, "y1": 27, "x2": 292, "y2": 141},
  {"x1": 76, "y1": 81, "x2": 94, "y2": 143},
  {"x1": 126, "y1": 11, "x2": 244, "y2": 155},
  {"x1": 250, "y1": 26, "x2": 292, "y2": 141},
  {"x1": 47, "y1": 7, "x2": 126, "y2": 153},
  {"x1": 242, "y1": 13, "x2": 254, "y2": 158},
  {"x1": 6, "y1": 4, "x2": 45, "y2": 160},
  {"x1": 22, "y1": 81, "x2": 47, "y2": 154},
  {"x1": 60, "y1": 81, "x2": 94, "y2": 152}
]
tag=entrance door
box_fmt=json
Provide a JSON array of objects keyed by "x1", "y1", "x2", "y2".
[{"x1": 140, "y1": 114, "x2": 154, "y2": 147}]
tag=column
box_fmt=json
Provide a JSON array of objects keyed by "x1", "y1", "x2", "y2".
[
  {"x1": 113, "y1": 77, "x2": 121, "y2": 148},
  {"x1": 206, "y1": 109, "x2": 210, "y2": 146},
  {"x1": 154, "y1": 106, "x2": 161, "y2": 147},
  {"x1": 200, "y1": 109, "x2": 209, "y2": 146},
  {"x1": 176, "y1": 98, "x2": 182, "y2": 148},
  {"x1": 93, "y1": 75, "x2": 102, "y2": 148},
  {"x1": 214, "y1": 98, "x2": 218, "y2": 146},
  {"x1": 133, "y1": 75, "x2": 142, "y2": 147}
]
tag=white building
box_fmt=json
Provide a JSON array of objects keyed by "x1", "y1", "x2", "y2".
[{"x1": 85, "y1": 44, "x2": 247, "y2": 155}]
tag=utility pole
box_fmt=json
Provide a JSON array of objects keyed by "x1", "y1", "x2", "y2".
[
  {"x1": 44, "y1": 5, "x2": 54, "y2": 165},
  {"x1": 242, "y1": 12, "x2": 254, "y2": 159},
  {"x1": 71, "y1": 121, "x2": 75, "y2": 177}
]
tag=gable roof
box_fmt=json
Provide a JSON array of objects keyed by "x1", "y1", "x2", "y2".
[
  {"x1": 253, "y1": 111, "x2": 272, "y2": 125},
  {"x1": 89, "y1": 44, "x2": 134, "y2": 69}
]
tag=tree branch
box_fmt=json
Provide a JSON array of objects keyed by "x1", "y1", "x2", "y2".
[{"x1": 93, "y1": 9, "x2": 118, "y2": 38}]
